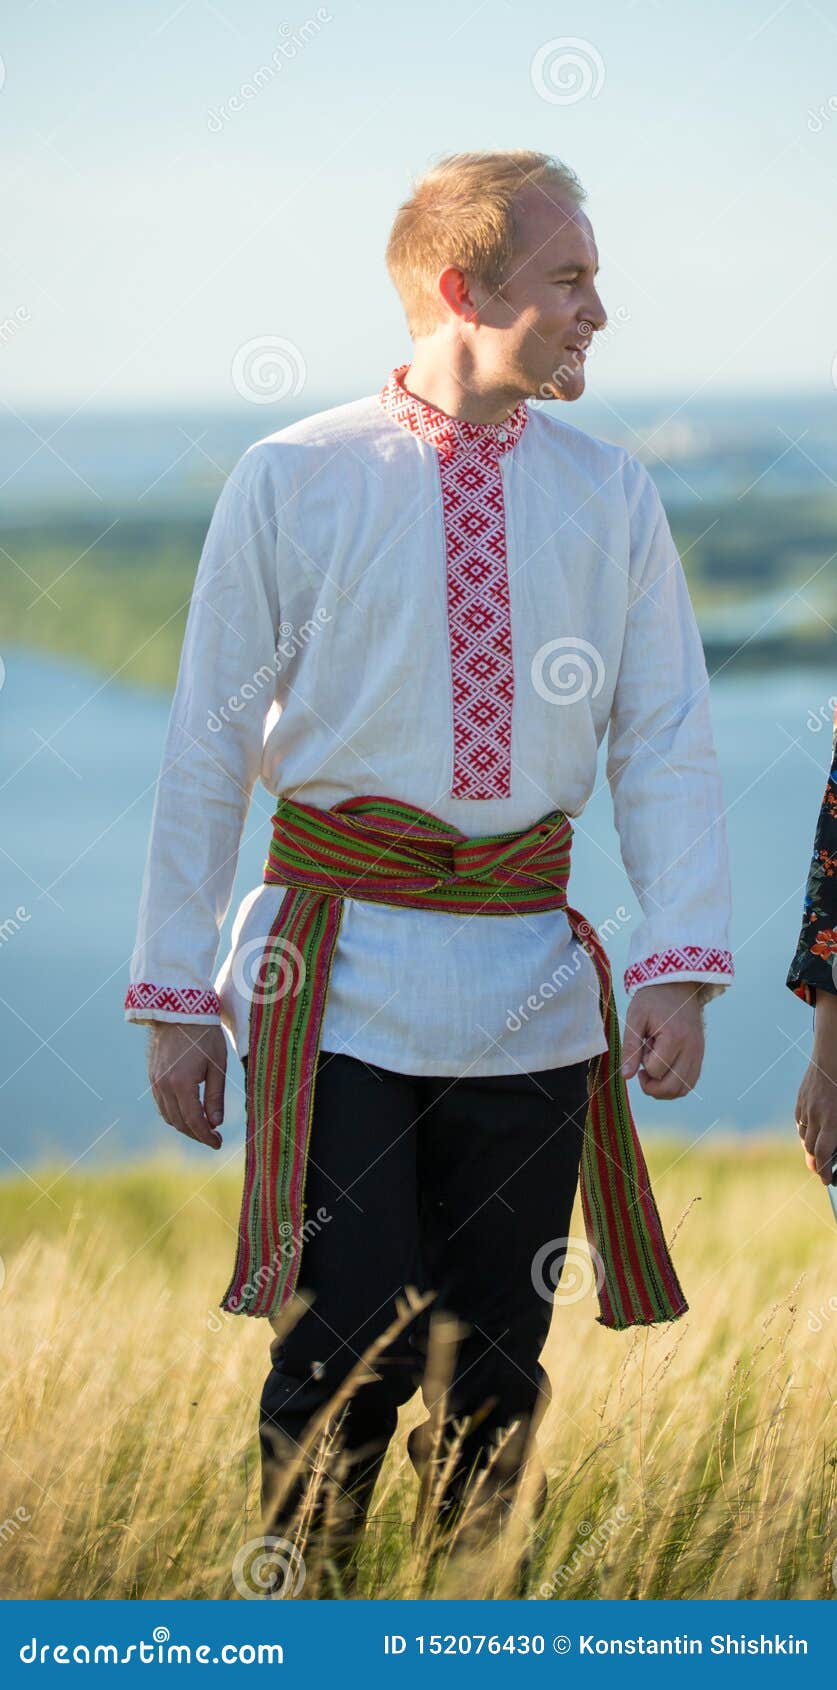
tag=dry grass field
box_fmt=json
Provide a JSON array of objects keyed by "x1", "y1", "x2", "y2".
[{"x1": 0, "y1": 1136, "x2": 835, "y2": 1600}]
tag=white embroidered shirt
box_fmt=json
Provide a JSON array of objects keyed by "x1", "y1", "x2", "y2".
[{"x1": 124, "y1": 364, "x2": 734, "y2": 1074}]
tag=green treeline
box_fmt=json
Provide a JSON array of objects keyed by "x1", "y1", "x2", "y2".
[{"x1": 1, "y1": 491, "x2": 835, "y2": 689}]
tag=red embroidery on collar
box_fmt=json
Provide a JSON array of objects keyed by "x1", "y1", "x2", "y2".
[
  {"x1": 379, "y1": 365, "x2": 529, "y2": 800},
  {"x1": 378, "y1": 364, "x2": 529, "y2": 457}
]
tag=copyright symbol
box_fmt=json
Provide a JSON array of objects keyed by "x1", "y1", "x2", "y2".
[{"x1": 552, "y1": 1635, "x2": 572, "y2": 1654}]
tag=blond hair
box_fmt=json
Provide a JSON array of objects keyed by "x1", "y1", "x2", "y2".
[{"x1": 385, "y1": 149, "x2": 586, "y2": 339}]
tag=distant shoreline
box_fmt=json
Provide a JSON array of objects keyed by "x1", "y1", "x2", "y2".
[{"x1": 3, "y1": 478, "x2": 835, "y2": 690}]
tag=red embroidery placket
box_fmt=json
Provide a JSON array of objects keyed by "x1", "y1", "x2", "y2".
[
  {"x1": 376, "y1": 367, "x2": 733, "y2": 996},
  {"x1": 379, "y1": 365, "x2": 529, "y2": 800}
]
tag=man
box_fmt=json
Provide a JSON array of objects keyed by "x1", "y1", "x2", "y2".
[
  {"x1": 125, "y1": 149, "x2": 733, "y2": 1582},
  {"x1": 787, "y1": 699, "x2": 837, "y2": 1186}
]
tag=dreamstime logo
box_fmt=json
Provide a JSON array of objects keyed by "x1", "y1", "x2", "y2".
[
  {"x1": 832, "y1": 1548, "x2": 837, "y2": 1592},
  {"x1": 506, "y1": 906, "x2": 630, "y2": 1031},
  {"x1": 231, "y1": 336, "x2": 306, "y2": 404},
  {"x1": 531, "y1": 1503, "x2": 630, "y2": 1597},
  {"x1": 531, "y1": 637, "x2": 605, "y2": 705},
  {"x1": 0, "y1": 656, "x2": 6, "y2": 692},
  {"x1": 0, "y1": 1505, "x2": 31, "y2": 1546},
  {"x1": 0, "y1": 906, "x2": 31, "y2": 945},
  {"x1": 530, "y1": 37, "x2": 605, "y2": 105},
  {"x1": 206, "y1": 12, "x2": 334, "y2": 131},
  {"x1": 807, "y1": 94, "x2": 837, "y2": 133},
  {"x1": 807, "y1": 1293, "x2": 837, "y2": 1333},
  {"x1": 0, "y1": 1254, "x2": 5, "y2": 1294},
  {"x1": 206, "y1": 608, "x2": 331, "y2": 733},
  {"x1": 216, "y1": 1204, "x2": 332, "y2": 1320},
  {"x1": 207, "y1": 1222, "x2": 331, "y2": 1332},
  {"x1": 806, "y1": 695, "x2": 837, "y2": 733},
  {"x1": 531, "y1": 1235, "x2": 605, "y2": 1306},
  {"x1": 0, "y1": 56, "x2": 5, "y2": 93},
  {"x1": 232, "y1": 1535, "x2": 306, "y2": 1599},
  {"x1": 0, "y1": 305, "x2": 31, "y2": 349},
  {"x1": 529, "y1": 307, "x2": 631, "y2": 406},
  {"x1": 206, "y1": 1305, "x2": 236, "y2": 1333},
  {"x1": 230, "y1": 935, "x2": 306, "y2": 1006}
]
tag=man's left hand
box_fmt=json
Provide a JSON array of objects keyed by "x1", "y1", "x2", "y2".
[{"x1": 620, "y1": 982, "x2": 705, "y2": 1099}]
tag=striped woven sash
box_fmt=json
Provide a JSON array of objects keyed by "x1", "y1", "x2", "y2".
[{"x1": 220, "y1": 793, "x2": 688, "y2": 1330}]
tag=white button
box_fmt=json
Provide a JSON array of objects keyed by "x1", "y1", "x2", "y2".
[{"x1": 497, "y1": 428, "x2": 508, "y2": 442}]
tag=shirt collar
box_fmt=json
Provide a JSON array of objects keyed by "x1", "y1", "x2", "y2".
[{"x1": 378, "y1": 363, "x2": 529, "y2": 458}]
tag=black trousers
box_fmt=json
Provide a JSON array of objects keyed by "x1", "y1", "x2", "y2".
[{"x1": 246, "y1": 1048, "x2": 591, "y2": 1548}]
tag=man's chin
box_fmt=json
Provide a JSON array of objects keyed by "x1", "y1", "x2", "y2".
[{"x1": 533, "y1": 375, "x2": 585, "y2": 404}]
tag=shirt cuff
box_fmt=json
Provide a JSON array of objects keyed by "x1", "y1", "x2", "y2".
[
  {"x1": 124, "y1": 983, "x2": 223, "y2": 1024},
  {"x1": 624, "y1": 946, "x2": 734, "y2": 1001}
]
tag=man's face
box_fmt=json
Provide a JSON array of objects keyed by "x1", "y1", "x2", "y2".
[{"x1": 472, "y1": 185, "x2": 607, "y2": 401}]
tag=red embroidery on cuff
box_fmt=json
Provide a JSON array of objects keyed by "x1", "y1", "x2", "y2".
[
  {"x1": 379, "y1": 365, "x2": 528, "y2": 801},
  {"x1": 624, "y1": 946, "x2": 734, "y2": 993},
  {"x1": 124, "y1": 983, "x2": 222, "y2": 1017}
]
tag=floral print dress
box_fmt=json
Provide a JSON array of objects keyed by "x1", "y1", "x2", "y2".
[{"x1": 787, "y1": 700, "x2": 837, "y2": 1005}]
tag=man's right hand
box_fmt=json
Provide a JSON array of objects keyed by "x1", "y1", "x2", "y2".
[{"x1": 147, "y1": 1022, "x2": 228, "y2": 1149}]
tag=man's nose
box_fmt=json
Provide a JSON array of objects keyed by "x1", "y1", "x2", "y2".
[{"x1": 581, "y1": 292, "x2": 607, "y2": 335}]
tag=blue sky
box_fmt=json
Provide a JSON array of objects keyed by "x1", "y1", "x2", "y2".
[{"x1": 2, "y1": 0, "x2": 836, "y2": 408}]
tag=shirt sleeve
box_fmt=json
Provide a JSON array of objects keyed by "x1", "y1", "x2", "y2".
[
  {"x1": 124, "y1": 443, "x2": 282, "y2": 1029},
  {"x1": 606, "y1": 454, "x2": 734, "y2": 1004},
  {"x1": 785, "y1": 701, "x2": 837, "y2": 1007}
]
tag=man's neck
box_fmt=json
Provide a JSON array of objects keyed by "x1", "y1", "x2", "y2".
[{"x1": 400, "y1": 350, "x2": 526, "y2": 427}]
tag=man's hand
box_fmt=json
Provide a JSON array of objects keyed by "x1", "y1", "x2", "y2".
[
  {"x1": 620, "y1": 982, "x2": 705, "y2": 1099},
  {"x1": 795, "y1": 989, "x2": 837, "y2": 1186},
  {"x1": 147, "y1": 1022, "x2": 228, "y2": 1150}
]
